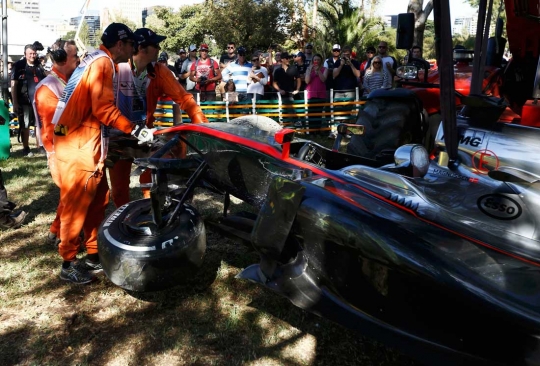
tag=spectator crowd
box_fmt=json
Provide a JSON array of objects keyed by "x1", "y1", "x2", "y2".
[{"x1": 1, "y1": 22, "x2": 424, "y2": 285}]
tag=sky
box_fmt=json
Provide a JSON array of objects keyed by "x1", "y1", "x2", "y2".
[{"x1": 41, "y1": 0, "x2": 476, "y2": 22}]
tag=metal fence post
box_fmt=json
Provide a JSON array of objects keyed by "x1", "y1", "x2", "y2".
[
  {"x1": 304, "y1": 90, "x2": 309, "y2": 134},
  {"x1": 330, "y1": 88, "x2": 335, "y2": 134},
  {"x1": 277, "y1": 92, "x2": 283, "y2": 125}
]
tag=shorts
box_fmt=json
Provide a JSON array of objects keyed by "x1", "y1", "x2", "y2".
[{"x1": 18, "y1": 105, "x2": 35, "y2": 129}]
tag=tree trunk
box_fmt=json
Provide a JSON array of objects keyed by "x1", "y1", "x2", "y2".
[
  {"x1": 302, "y1": 3, "x2": 309, "y2": 42},
  {"x1": 407, "y1": 0, "x2": 433, "y2": 49},
  {"x1": 312, "y1": 0, "x2": 318, "y2": 29},
  {"x1": 369, "y1": 0, "x2": 380, "y2": 18}
]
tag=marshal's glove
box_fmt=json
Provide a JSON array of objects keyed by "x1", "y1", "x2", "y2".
[{"x1": 131, "y1": 125, "x2": 156, "y2": 145}]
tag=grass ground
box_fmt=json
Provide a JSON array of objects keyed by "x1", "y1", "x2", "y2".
[{"x1": 0, "y1": 136, "x2": 418, "y2": 366}]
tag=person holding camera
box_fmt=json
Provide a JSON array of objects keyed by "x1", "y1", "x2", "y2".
[
  {"x1": 332, "y1": 45, "x2": 360, "y2": 99},
  {"x1": 305, "y1": 54, "x2": 328, "y2": 100},
  {"x1": 189, "y1": 43, "x2": 221, "y2": 101}
]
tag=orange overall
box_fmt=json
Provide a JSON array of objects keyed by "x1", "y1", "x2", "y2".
[
  {"x1": 108, "y1": 61, "x2": 208, "y2": 207},
  {"x1": 54, "y1": 46, "x2": 134, "y2": 262},
  {"x1": 34, "y1": 66, "x2": 67, "y2": 236}
]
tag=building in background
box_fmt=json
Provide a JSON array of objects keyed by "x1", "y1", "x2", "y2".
[
  {"x1": 102, "y1": 0, "x2": 142, "y2": 28},
  {"x1": 39, "y1": 19, "x2": 76, "y2": 39},
  {"x1": 70, "y1": 10, "x2": 100, "y2": 45},
  {"x1": 9, "y1": 0, "x2": 40, "y2": 21},
  {"x1": 142, "y1": 6, "x2": 159, "y2": 27},
  {"x1": 382, "y1": 15, "x2": 399, "y2": 29}
]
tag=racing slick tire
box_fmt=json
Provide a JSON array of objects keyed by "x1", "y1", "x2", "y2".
[
  {"x1": 98, "y1": 198, "x2": 206, "y2": 292},
  {"x1": 347, "y1": 98, "x2": 422, "y2": 159},
  {"x1": 229, "y1": 115, "x2": 283, "y2": 133}
]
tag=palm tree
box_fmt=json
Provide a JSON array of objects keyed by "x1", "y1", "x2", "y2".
[{"x1": 315, "y1": 0, "x2": 383, "y2": 56}]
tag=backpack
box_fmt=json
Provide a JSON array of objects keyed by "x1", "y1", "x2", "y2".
[{"x1": 325, "y1": 57, "x2": 338, "y2": 90}]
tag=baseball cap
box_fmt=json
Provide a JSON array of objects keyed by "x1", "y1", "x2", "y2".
[
  {"x1": 199, "y1": 43, "x2": 209, "y2": 51},
  {"x1": 305, "y1": 43, "x2": 313, "y2": 48},
  {"x1": 178, "y1": 48, "x2": 186, "y2": 54},
  {"x1": 33, "y1": 41, "x2": 44, "y2": 51},
  {"x1": 237, "y1": 46, "x2": 246, "y2": 55},
  {"x1": 332, "y1": 44, "x2": 341, "y2": 51},
  {"x1": 295, "y1": 51, "x2": 305, "y2": 59},
  {"x1": 366, "y1": 46, "x2": 376, "y2": 53},
  {"x1": 134, "y1": 27, "x2": 166, "y2": 46},
  {"x1": 158, "y1": 51, "x2": 168, "y2": 62},
  {"x1": 188, "y1": 44, "x2": 197, "y2": 52},
  {"x1": 102, "y1": 23, "x2": 136, "y2": 44},
  {"x1": 280, "y1": 51, "x2": 291, "y2": 59}
]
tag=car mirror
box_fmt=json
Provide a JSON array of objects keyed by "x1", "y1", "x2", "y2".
[
  {"x1": 337, "y1": 123, "x2": 364, "y2": 136},
  {"x1": 393, "y1": 144, "x2": 430, "y2": 178},
  {"x1": 396, "y1": 65, "x2": 418, "y2": 80},
  {"x1": 274, "y1": 128, "x2": 296, "y2": 159}
]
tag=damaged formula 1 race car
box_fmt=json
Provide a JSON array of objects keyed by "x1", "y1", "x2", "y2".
[
  {"x1": 97, "y1": 2, "x2": 540, "y2": 365},
  {"x1": 99, "y1": 110, "x2": 540, "y2": 366}
]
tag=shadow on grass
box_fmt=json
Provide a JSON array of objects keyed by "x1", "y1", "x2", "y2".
[{"x1": 1, "y1": 140, "x2": 417, "y2": 366}]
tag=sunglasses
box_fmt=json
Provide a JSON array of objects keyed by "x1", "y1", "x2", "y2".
[
  {"x1": 366, "y1": 51, "x2": 374, "y2": 54},
  {"x1": 227, "y1": 46, "x2": 235, "y2": 49},
  {"x1": 305, "y1": 46, "x2": 313, "y2": 49},
  {"x1": 372, "y1": 61, "x2": 382, "y2": 64},
  {"x1": 333, "y1": 49, "x2": 340, "y2": 52},
  {"x1": 378, "y1": 46, "x2": 387, "y2": 48}
]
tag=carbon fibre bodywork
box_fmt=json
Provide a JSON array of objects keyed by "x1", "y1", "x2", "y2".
[{"x1": 124, "y1": 121, "x2": 540, "y2": 366}]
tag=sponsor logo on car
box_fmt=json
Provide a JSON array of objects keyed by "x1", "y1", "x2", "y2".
[
  {"x1": 477, "y1": 194, "x2": 522, "y2": 220},
  {"x1": 439, "y1": 130, "x2": 486, "y2": 148},
  {"x1": 471, "y1": 149, "x2": 499, "y2": 174}
]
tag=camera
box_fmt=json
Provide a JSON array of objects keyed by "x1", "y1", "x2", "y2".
[
  {"x1": 199, "y1": 76, "x2": 208, "y2": 84},
  {"x1": 342, "y1": 57, "x2": 349, "y2": 62}
]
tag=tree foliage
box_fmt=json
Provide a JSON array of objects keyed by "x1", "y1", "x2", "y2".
[
  {"x1": 145, "y1": 5, "x2": 209, "y2": 55},
  {"x1": 204, "y1": 0, "x2": 296, "y2": 53},
  {"x1": 314, "y1": 0, "x2": 384, "y2": 58},
  {"x1": 114, "y1": 14, "x2": 137, "y2": 31}
]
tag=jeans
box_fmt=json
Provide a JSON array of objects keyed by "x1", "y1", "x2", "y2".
[
  {"x1": 334, "y1": 90, "x2": 356, "y2": 99},
  {"x1": 247, "y1": 93, "x2": 263, "y2": 101}
]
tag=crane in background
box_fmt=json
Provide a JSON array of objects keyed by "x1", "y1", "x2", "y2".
[{"x1": 74, "y1": 0, "x2": 92, "y2": 56}]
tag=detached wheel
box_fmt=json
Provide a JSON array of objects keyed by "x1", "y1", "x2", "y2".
[
  {"x1": 229, "y1": 115, "x2": 282, "y2": 133},
  {"x1": 98, "y1": 199, "x2": 206, "y2": 292}
]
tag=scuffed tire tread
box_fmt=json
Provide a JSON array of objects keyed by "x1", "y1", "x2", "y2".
[{"x1": 229, "y1": 115, "x2": 283, "y2": 133}]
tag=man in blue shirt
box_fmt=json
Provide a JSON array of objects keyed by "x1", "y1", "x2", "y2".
[{"x1": 221, "y1": 46, "x2": 252, "y2": 101}]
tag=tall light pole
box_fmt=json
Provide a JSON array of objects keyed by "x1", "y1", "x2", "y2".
[{"x1": 1, "y1": 0, "x2": 8, "y2": 102}]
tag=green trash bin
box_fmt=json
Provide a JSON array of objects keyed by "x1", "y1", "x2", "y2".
[{"x1": 0, "y1": 100, "x2": 10, "y2": 160}]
